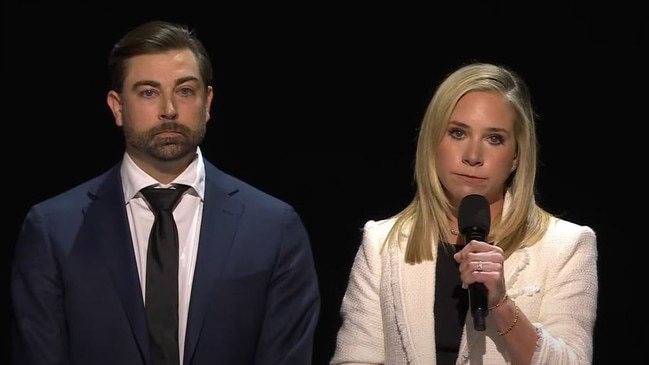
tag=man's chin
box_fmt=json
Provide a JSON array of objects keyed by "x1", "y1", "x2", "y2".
[{"x1": 150, "y1": 143, "x2": 194, "y2": 161}]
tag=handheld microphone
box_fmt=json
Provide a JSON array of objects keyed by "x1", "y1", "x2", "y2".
[{"x1": 458, "y1": 194, "x2": 491, "y2": 331}]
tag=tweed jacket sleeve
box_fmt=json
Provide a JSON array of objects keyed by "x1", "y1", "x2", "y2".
[{"x1": 330, "y1": 219, "x2": 390, "y2": 364}]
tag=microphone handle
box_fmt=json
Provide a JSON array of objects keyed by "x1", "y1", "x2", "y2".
[
  {"x1": 469, "y1": 282, "x2": 488, "y2": 331},
  {"x1": 465, "y1": 229, "x2": 488, "y2": 331}
]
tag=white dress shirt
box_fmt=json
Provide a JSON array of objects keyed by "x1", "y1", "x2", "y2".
[{"x1": 120, "y1": 147, "x2": 206, "y2": 365}]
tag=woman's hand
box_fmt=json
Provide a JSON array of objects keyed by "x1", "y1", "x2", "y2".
[{"x1": 453, "y1": 240, "x2": 507, "y2": 308}]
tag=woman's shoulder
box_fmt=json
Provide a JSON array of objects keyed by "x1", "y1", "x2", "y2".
[
  {"x1": 361, "y1": 217, "x2": 395, "y2": 238},
  {"x1": 363, "y1": 216, "x2": 397, "y2": 231},
  {"x1": 359, "y1": 216, "x2": 404, "y2": 249},
  {"x1": 533, "y1": 216, "x2": 597, "y2": 256},
  {"x1": 546, "y1": 216, "x2": 596, "y2": 240}
]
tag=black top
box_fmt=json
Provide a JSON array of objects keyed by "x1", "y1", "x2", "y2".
[{"x1": 434, "y1": 243, "x2": 469, "y2": 364}]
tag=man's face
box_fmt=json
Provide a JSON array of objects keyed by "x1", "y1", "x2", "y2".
[{"x1": 107, "y1": 49, "x2": 213, "y2": 162}]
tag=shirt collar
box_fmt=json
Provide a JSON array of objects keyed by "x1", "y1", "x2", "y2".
[{"x1": 120, "y1": 147, "x2": 206, "y2": 203}]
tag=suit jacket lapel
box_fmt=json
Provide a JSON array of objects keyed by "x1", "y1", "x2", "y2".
[
  {"x1": 184, "y1": 165, "x2": 243, "y2": 364},
  {"x1": 79, "y1": 166, "x2": 150, "y2": 363}
]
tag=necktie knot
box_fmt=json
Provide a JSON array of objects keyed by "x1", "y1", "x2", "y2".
[{"x1": 141, "y1": 185, "x2": 189, "y2": 212}]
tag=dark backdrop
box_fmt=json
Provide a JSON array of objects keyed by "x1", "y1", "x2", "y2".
[{"x1": 6, "y1": 3, "x2": 642, "y2": 364}]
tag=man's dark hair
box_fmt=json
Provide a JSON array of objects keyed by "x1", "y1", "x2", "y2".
[{"x1": 108, "y1": 20, "x2": 213, "y2": 92}]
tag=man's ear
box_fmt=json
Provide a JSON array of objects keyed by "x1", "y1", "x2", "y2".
[{"x1": 107, "y1": 90, "x2": 123, "y2": 127}]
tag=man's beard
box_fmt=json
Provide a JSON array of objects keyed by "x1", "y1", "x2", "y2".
[{"x1": 123, "y1": 120, "x2": 206, "y2": 161}]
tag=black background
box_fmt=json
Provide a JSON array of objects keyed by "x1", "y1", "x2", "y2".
[{"x1": 6, "y1": 3, "x2": 642, "y2": 364}]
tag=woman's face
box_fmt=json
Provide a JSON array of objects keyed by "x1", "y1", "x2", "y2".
[{"x1": 436, "y1": 90, "x2": 518, "y2": 209}]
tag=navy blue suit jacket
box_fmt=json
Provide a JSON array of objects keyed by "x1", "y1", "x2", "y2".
[{"x1": 11, "y1": 159, "x2": 320, "y2": 365}]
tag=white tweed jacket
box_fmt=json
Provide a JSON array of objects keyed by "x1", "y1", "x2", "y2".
[{"x1": 331, "y1": 216, "x2": 598, "y2": 365}]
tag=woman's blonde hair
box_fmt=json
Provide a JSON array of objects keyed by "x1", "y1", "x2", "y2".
[{"x1": 386, "y1": 62, "x2": 552, "y2": 263}]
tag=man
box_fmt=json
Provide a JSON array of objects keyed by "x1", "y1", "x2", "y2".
[{"x1": 11, "y1": 20, "x2": 320, "y2": 365}]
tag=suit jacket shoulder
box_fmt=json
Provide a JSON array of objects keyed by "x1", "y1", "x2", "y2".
[{"x1": 203, "y1": 159, "x2": 296, "y2": 214}]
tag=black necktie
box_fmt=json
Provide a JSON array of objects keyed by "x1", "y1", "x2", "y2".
[{"x1": 140, "y1": 184, "x2": 189, "y2": 365}]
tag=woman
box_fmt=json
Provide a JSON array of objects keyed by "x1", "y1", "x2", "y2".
[{"x1": 331, "y1": 62, "x2": 597, "y2": 364}]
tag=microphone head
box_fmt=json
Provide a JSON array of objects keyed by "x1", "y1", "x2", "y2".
[{"x1": 458, "y1": 194, "x2": 491, "y2": 235}]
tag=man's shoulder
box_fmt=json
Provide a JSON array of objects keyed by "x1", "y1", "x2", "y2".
[
  {"x1": 203, "y1": 160, "x2": 292, "y2": 211},
  {"x1": 32, "y1": 166, "x2": 119, "y2": 213}
]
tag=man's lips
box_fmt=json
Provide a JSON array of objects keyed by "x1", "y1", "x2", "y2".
[{"x1": 155, "y1": 130, "x2": 183, "y2": 137}]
